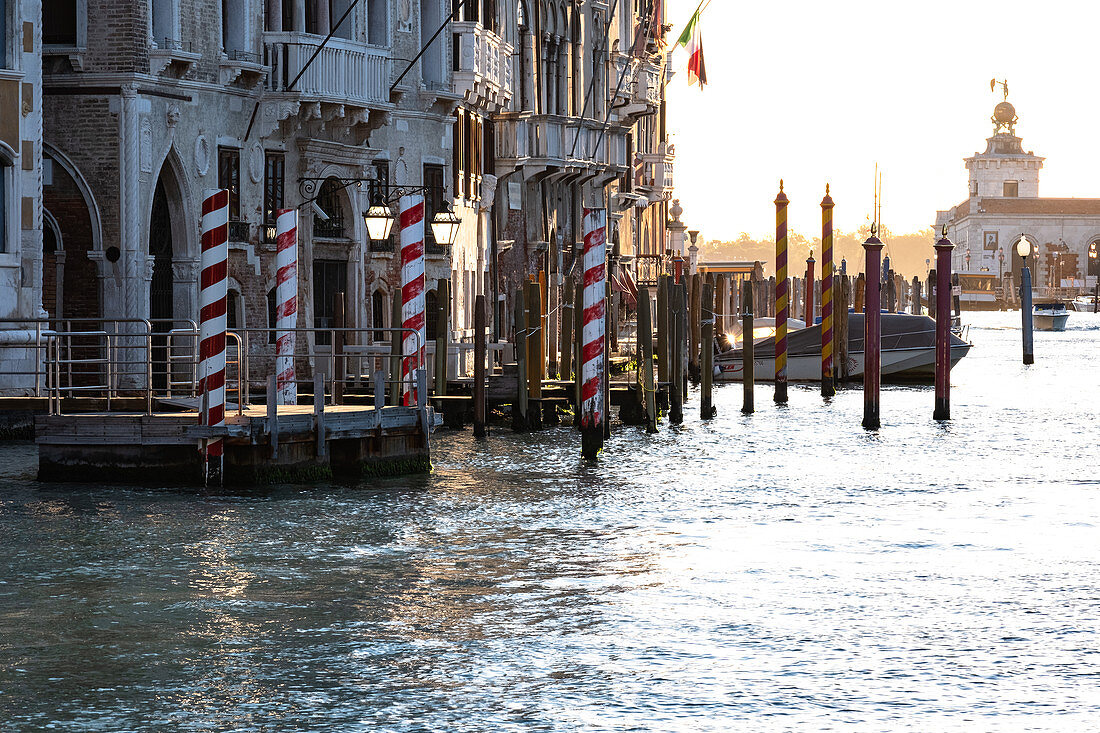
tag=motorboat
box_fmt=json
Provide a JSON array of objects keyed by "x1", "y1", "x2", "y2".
[
  {"x1": 716, "y1": 317, "x2": 806, "y2": 350},
  {"x1": 1032, "y1": 302, "x2": 1070, "y2": 331},
  {"x1": 1070, "y1": 294, "x2": 1098, "y2": 313},
  {"x1": 714, "y1": 313, "x2": 971, "y2": 383}
]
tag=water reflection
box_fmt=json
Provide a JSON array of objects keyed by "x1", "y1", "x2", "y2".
[{"x1": 1, "y1": 312, "x2": 1100, "y2": 729}]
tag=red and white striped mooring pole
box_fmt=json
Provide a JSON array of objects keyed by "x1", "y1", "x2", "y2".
[
  {"x1": 580, "y1": 207, "x2": 607, "y2": 459},
  {"x1": 399, "y1": 193, "x2": 426, "y2": 407},
  {"x1": 275, "y1": 209, "x2": 298, "y2": 405},
  {"x1": 200, "y1": 188, "x2": 228, "y2": 484}
]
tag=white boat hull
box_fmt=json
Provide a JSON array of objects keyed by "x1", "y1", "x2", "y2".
[
  {"x1": 715, "y1": 344, "x2": 971, "y2": 382},
  {"x1": 1070, "y1": 298, "x2": 1097, "y2": 313},
  {"x1": 1033, "y1": 313, "x2": 1069, "y2": 331}
]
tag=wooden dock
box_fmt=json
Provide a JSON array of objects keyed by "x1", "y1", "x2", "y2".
[{"x1": 36, "y1": 403, "x2": 437, "y2": 486}]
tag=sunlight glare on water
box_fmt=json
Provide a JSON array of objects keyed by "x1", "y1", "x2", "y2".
[{"x1": 1, "y1": 311, "x2": 1099, "y2": 731}]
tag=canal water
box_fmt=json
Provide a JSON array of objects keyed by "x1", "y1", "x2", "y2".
[{"x1": 2, "y1": 312, "x2": 1099, "y2": 731}]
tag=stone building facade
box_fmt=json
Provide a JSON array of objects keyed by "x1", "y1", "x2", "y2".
[
  {"x1": 1, "y1": 0, "x2": 673, "y2": 391},
  {"x1": 936, "y1": 98, "x2": 1100, "y2": 294},
  {"x1": 0, "y1": 0, "x2": 44, "y2": 392}
]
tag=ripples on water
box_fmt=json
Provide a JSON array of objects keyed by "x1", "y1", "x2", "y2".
[{"x1": 2, "y1": 312, "x2": 1100, "y2": 731}]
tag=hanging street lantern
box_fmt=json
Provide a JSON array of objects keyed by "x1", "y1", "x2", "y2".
[
  {"x1": 430, "y1": 202, "x2": 463, "y2": 247},
  {"x1": 363, "y1": 204, "x2": 395, "y2": 243}
]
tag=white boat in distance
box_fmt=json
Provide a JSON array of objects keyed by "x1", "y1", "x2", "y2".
[
  {"x1": 1070, "y1": 294, "x2": 1098, "y2": 313},
  {"x1": 714, "y1": 313, "x2": 972, "y2": 383},
  {"x1": 1033, "y1": 302, "x2": 1070, "y2": 331}
]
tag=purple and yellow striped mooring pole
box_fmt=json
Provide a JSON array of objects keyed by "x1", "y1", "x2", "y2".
[
  {"x1": 774, "y1": 180, "x2": 789, "y2": 404},
  {"x1": 820, "y1": 185, "x2": 835, "y2": 397}
]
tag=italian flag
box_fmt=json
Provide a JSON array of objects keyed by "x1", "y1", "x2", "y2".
[{"x1": 676, "y1": 1, "x2": 708, "y2": 88}]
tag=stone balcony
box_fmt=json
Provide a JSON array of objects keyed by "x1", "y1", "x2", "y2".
[
  {"x1": 451, "y1": 21, "x2": 513, "y2": 113},
  {"x1": 635, "y1": 141, "x2": 675, "y2": 201},
  {"x1": 263, "y1": 33, "x2": 390, "y2": 109},
  {"x1": 612, "y1": 55, "x2": 662, "y2": 121},
  {"x1": 496, "y1": 114, "x2": 628, "y2": 184}
]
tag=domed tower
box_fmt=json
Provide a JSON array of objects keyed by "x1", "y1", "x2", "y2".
[{"x1": 964, "y1": 87, "x2": 1043, "y2": 199}]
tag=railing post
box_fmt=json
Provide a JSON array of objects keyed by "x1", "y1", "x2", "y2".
[
  {"x1": 314, "y1": 371, "x2": 326, "y2": 458},
  {"x1": 267, "y1": 374, "x2": 279, "y2": 460},
  {"x1": 373, "y1": 369, "x2": 385, "y2": 411}
]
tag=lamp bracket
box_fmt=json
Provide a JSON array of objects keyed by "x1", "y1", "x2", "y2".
[{"x1": 297, "y1": 176, "x2": 445, "y2": 208}]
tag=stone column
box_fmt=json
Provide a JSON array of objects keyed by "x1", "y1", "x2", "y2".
[
  {"x1": 54, "y1": 251, "x2": 66, "y2": 319},
  {"x1": 266, "y1": 0, "x2": 282, "y2": 32},
  {"x1": 541, "y1": 32, "x2": 553, "y2": 114},
  {"x1": 315, "y1": 0, "x2": 330, "y2": 35},
  {"x1": 558, "y1": 36, "x2": 568, "y2": 115},
  {"x1": 523, "y1": 31, "x2": 537, "y2": 112},
  {"x1": 293, "y1": 0, "x2": 306, "y2": 32}
]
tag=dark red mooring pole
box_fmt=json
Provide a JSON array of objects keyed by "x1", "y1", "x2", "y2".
[
  {"x1": 933, "y1": 231, "x2": 954, "y2": 420},
  {"x1": 862, "y1": 230, "x2": 884, "y2": 430}
]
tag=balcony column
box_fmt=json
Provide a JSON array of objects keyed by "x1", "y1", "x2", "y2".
[
  {"x1": 541, "y1": 32, "x2": 553, "y2": 115},
  {"x1": 557, "y1": 35, "x2": 568, "y2": 116},
  {"x1": 266, "y1": 0, "x2": 282, "y2": 31},
  {"x1": 315, "y1": 0, "x2": 331, "y2": 35},
  {"x1": 522, "y1": 30, "x2": 536, "y2": 112},
  {"x1": 293, "y1": 0, "x2": 306, "y2": 32}
]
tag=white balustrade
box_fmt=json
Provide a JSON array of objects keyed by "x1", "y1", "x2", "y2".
[{"x1": 264, "y1": 33, "x2": 389, "y2": 105}]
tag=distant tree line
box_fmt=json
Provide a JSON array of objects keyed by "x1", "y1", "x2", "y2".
[{"x1": 700, "y1": 226, "x2": 938, "y2": 278}]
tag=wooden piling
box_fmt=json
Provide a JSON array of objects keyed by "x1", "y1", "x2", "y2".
[
  {"x1": 656, "y1": 275, "x2": 669, "y2": 387},
  {"x1": 854, "y1": 273, "x2": 866, "y2": 314},
  {"x1": 389, "y1": 291, "x2": 402, "y2": 406},
  {"x1": 715, "y1": 274, "x2": 727, "y2": 334},
  {"x1": 548, "y1": 242, "x2": 559, "y2": 379},
  {"x1": 527, "y1": 280, "x2": 542, "y2": 403},
  {"x1": 514, "y1": 289, "x2": 529, "y2": 431},
  {"x1": 434, "y1": 278, "x2": 449, "y2": 396},
  {"x1": 951, "y1": 272, "x2": 961, "y2": 319},
  {"x1": 838, "y1": 277, "x2": 850, "y2": 383},
  {"x1": 911, "y1": 276, "x2": 922, "y2": 315},
  {"x1": 927, "y1": 270, "x2": 937, "y2": 319},
  {"x1": 669, "y1": 283, "x2": 684, "y2": 424},
  {"x1": 334, "y1": 291, "x2": 345, "y2": 405},
  {"x1": 1021, "y1": 266, "x2": 1034, "y2": 364},
  {"x1": 638, "y1": 286, "x2": 657, "y2": 432},
  {"x1": 473, "y1": 294, "x2": 488, "y2": 437},
  {"x1": 690, "y1": 272, "x2": 702, "y2": 381},
  {"x1": 560, "y1": 277, "x2": 574, "y2": 381},
  {"x1": 701, "y1": 281, "x2": 715, "y2": 419},
  {"x1": 742, "y1": 281, "x2": 754, "y2": 414}
]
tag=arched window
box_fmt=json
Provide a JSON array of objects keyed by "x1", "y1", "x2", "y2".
[
  {"x1": 1088, "y1": 240, "x2": 1100, "y2": 279},
  {"x1": 313, "y1": 177, "x2": 346, "y2": 238},
  {"x1": 372, "y1": 289, "x2": 386, "y2": 342},
  {"x1": 267, "y1": 287, "x2": 277, "y2": 343},
  {"x1": 227, "y1": 288, "x2": 243, "y2": 331}
]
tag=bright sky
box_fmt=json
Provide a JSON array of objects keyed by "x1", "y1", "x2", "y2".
[{"x1": 664, "y1": 0, "x2": 1100, "y2": 241}]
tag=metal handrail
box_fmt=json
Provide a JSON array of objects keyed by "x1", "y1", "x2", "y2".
[{"x1": 22, "y1": 319, "x2": 427, "y2": 414}]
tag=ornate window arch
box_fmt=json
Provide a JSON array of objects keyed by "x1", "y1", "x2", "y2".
[{"x1": 0, "y1": 141, "x2": 17, "y2": 254}]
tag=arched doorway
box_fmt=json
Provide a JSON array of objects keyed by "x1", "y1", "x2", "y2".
[{"x1": 149, "y1": 175, "x2": 174, "y2": 389}]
